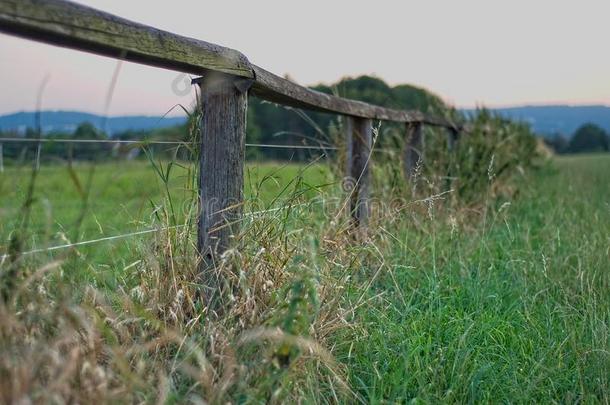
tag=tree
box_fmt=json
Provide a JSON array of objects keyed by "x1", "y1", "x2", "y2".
[
  {"x1": 543, "y1": 133, "x2": 569, "y2": 154},
  {"x1": 246, "y1": 75, "x2": 450, "y2": 160},
  {"x1": 568, "y1": 123, "x2": 609, "y2": 153},
  {"x1": 71, "y1": 122, "x2": 109, "y2": 160}
]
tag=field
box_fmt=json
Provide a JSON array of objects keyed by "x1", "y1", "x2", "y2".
[
  {"x1": 1, "y1": 153, "x2": 609, "y2": 403},
  {"x1": 0, "y1": 159, "x2": 333, "y2": 278},
  {"x1": 341, "y1": 153, "x2": 610, "y2": 402}
]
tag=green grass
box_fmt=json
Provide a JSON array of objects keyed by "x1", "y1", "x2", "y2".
[
  {"x1": 1, "y1": 153, "x2": 608, "y2": 403},
  {"x1": 0, "y1": 159, "x2": 333, "y2": 294},
  {"x1": 0, "y1": 160, "x2": 332, "y2": 257},
  {"x1": 339, "y1": 154, "x2": 610, "y2": 402}
]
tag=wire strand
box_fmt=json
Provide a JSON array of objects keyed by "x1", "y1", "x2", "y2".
[
  {"x1": 246, "y1": 143, "x2": 337, "y2": 151},
  {"x1": 0, "y1": 137, "x2": 186, "y2": 145},
  {"x1": 0, "y1": 225, "x2": 184, "y2": 262},
  {"x1": 0, "y1": 137, "x2": 338, "y2": 150},
  {"x1": 0, "y1": 199, "x2": 334, "y2": 261}
]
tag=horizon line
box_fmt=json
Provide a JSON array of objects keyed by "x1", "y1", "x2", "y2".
[{"x1": 2, "y1": 102, "x2": 610, "y2": 118}]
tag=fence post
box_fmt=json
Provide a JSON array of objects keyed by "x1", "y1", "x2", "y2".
[
  {"x1": 447, "y1": 127, "x2": 459, "y2": 153},
  {"x1": 403, "y1": 122, "x2": 424, "y2": 187},
  {"x1": 445, "y1": 126, "x2": 459, "y2": 192},
  {"x1": 194, "y1": 72, "x2": 251, "y2": 311},
  {"x1": 0, "y1": 143, "x2": 3, "y2": 173},
  {"x1": 345, "y1": 116, "x2": 372, "y2": 231}
]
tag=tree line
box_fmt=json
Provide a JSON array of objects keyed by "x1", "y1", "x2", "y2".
[
  {"x1": 544, "y1": 123, "x2": 610, "y2": 154},
  {"x1": 1, "y1": 74, "x2": 606, "y2": 164},
  {"x1": 0, "y1": 75, "x2": 451, "y2": 163}
]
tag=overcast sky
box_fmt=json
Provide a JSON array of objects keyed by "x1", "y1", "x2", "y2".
[{"x1": 1, "y1": 0, "x2": 609, "y2": 116}]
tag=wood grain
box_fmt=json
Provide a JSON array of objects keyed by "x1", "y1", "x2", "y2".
[
  {"x1": 447, "y1": 127, "x2": 459, "y2": 152},
  {"x1": 346, "y1": 117, "x2": 372, "y2": 230},
  {"x1": 403, "y1": 122, "x2": 424, "y2": 185},
  {"x1": 0, "y1": 0, "x2": 460, "y2": 127},
  {"x1": 196, "y1": 72, "x2": 249, "y2": 309},
  {"x1": 445, "y1": 127, "x2": 460, "y2": 192},
  {"x1": 251, "y1": 66, "x2": 454, "y2": 125},
  {"x1": 0, "y1": 0, "x2": 253, "y2": 78}
]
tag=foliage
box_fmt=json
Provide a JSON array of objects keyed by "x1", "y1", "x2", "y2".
[
  {"x1": 396, "y1": 109, "x2": 539, "y2": 206},
  {"x1": 568, "y1": 123, "x2": 609, "y2": 153},
  {"x1": 542, "y1": 123, "x2": 610, "y2": 155},
  {"x1": 0, "y1": 75, "x2": 454, "y2": 163},
  {"x1": 247, "y1": 75, "x2": 452, "y2": 160},
  {"x1": 452, "y1": 110, "x2": 538, "y2": 202},
  {"x1": 2, "y1": 86, "x2": 607, "y2": 403},
  {"x1": 340, "y1": 156, "x2": 610, "y2": 402},
  {"x1": 543, "y1": 133, "x2": 569, "y2": 153}
]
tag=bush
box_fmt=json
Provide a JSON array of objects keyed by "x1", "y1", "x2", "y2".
[
  {"x1": 568, "y1": 123, "x2": 609, "y2": 153},
  {"x1": 411, "y1": 109, "x2": 539, "y2": 206}
]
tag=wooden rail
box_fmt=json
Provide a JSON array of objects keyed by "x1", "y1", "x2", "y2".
[
  {"x1": 0, "y1": 0, "x2": 464, "y2": 309},
  {"x1": 0, "y1": 0, "x2": 458, "y2": 127}
]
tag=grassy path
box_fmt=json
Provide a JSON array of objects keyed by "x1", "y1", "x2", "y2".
[{"x1": 341, "y1": 154, "x2": 609, "y2": 402}]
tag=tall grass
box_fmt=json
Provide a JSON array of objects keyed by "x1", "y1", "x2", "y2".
[{"x1": 2, "y1": 111, "x2": 607, "y2": 403}]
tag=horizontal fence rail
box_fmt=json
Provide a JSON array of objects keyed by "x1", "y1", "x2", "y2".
[
  {"x1": 0, "y1": 0, "x2": 467, "y2": 310},
  {"x1": 0, "y1": 0, "x2": 459, "y2": 127}
]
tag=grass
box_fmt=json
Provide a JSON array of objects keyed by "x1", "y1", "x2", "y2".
[
  {"x1": 0, "y1": 159, "x2": 332, "y2": 258},
  {"x1": 1, "y1": 152, "x2": 608, "y2": 403},
  {"x1": 339, "y1": 153, "x2": 610, "y2": 402}
]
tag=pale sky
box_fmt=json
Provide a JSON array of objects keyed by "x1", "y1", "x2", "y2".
[{"x1": 1, "y1": 0, "x2": 609, "y2": 117}]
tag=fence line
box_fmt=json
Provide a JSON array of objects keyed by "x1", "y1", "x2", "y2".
[
  {"x1": 0, "y1": 0, "x2": 465, "y2": 310},
  {"x1": 0, "y1": 0, "x2": 459, "y2": 128}
]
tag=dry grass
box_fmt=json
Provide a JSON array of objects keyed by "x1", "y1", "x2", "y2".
[{"x1": 0, "y1": 110, "x2": 553, "y2": 403}]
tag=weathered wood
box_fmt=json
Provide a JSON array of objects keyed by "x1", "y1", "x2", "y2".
[
  {"x1": 447, "y1": 127, "x2": 459, "y2": 152},
  {"x1": 196, "y1": 72, "x2": 249, "y2": 310},
  {"x1": 403, "y1": 122, "x2": 424, "y2": 185},
  {"x1": 252, "y1": 67, "x2": 462, "y2": 126},
  {"x1": 445, "y1": 127, "x2": 460, "y2": 192},
  {"x1": 0, "y1": 0, "x2": 252, "y2": 78},
  {"x1": 252, "y1": 66, "x2": 428, "y2": 123},
  {"x1": 252, "y1": 66, "x2": 456, "y2": 126},
  {"x1": 345, "y1": 117, "x2": 372, "y2": 229}
]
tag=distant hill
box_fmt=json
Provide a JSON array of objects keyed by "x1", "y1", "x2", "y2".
[
  {"x1": 462, "y1": 105, "x2": 610, "y2": 137},
  {"x1": 3, "y1": 104, "x2": 609, "y2": 141},
  {"x1": 0, "y1": 110, "x2": 186, "y2": 136}
]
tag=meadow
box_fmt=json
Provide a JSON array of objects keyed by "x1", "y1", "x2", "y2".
[
  {"x1": 340, "y1": 153, "x2": 610, "y2": 402},
  {"x1": 1, "y1": 147, "x2": 608, "y2": 403},
  {"x1": 0, "y1": 158, "x2": 333, "y2": 270}
]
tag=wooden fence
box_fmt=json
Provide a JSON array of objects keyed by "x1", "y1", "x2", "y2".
[{"x1": 0, "y1": 0, "x2": 463, "y2": 307}]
